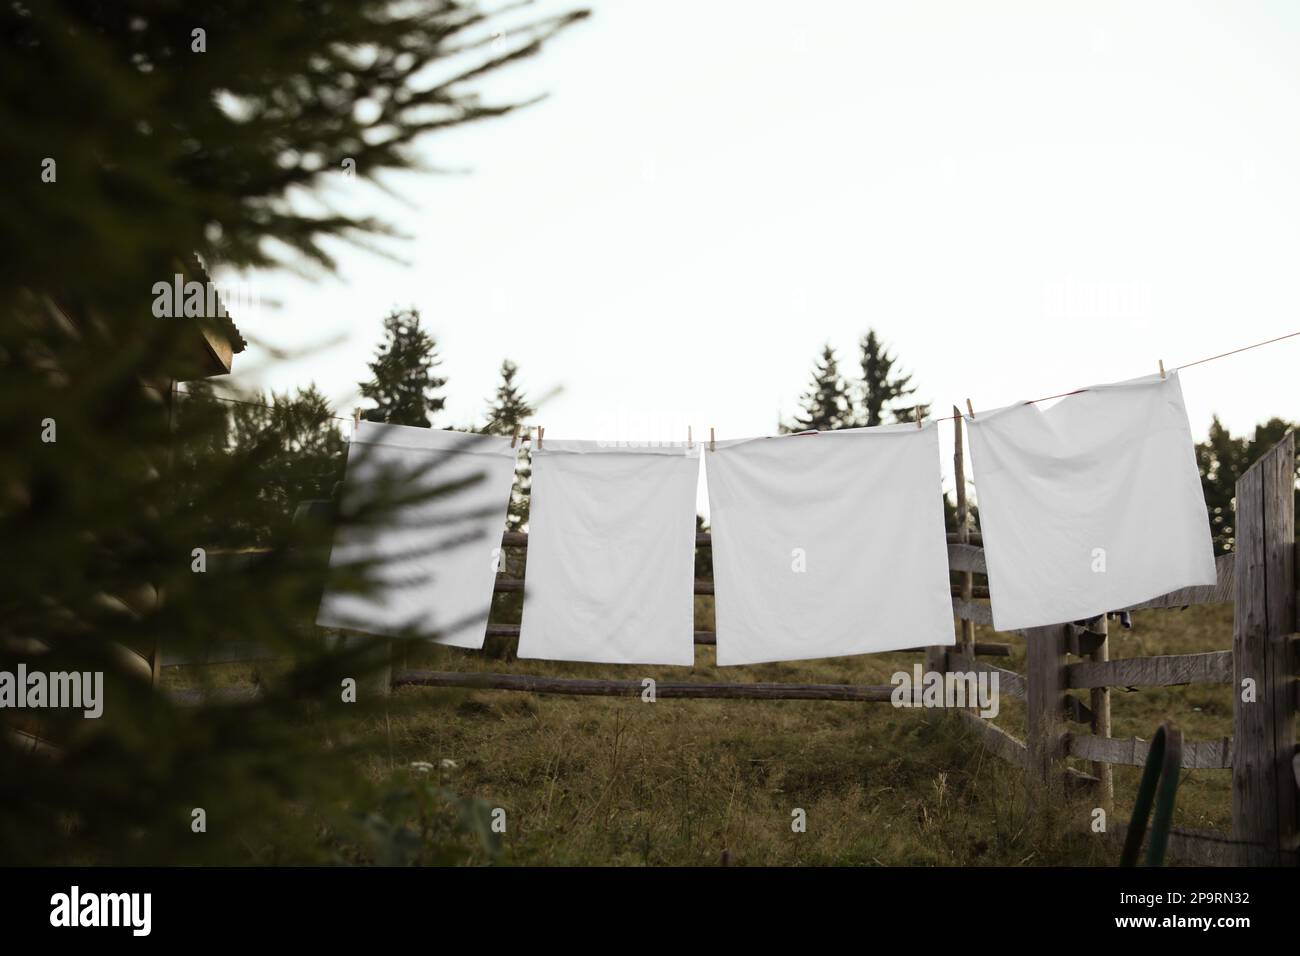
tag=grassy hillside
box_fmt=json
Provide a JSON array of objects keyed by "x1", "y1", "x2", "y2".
[{"x1": 164, "y1": 601, "x2": 1235, "y2": 865}]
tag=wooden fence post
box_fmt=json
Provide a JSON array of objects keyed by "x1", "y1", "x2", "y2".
[
  {"x1": 1089, "y1": 615, "x2": 1113, "y2": 811},
  {"x1": 1231, "y1": 431, "x2": 1297, "y2": 865},
  {"x1": 953, "y1": 407, "x2": 975, "y2": 658},
  {"x1": 1025, "y1": 624, "x2": 1069, "y2": 792}
]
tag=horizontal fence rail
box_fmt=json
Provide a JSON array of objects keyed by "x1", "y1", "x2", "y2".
[
  {"x1": 947, "y1": 652, "x2": 1026, "y2": 698},
  {"x1": 1068, "y1": 733, "x2": 1233, "y2": 770},
  {"x1": 392, "y1": 670, "x2": 900, "y2": 702},
  {"x1": 1118, "y1": 552, "x2": 1236, "y2": 611},
  {"x1": 1066, "y1": 650, "x2": 1234, "y2": 689}
]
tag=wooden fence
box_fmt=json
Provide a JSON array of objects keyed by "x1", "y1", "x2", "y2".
[{"x1": 183, "y1": 430, "x2": 1298, "y2": 867}]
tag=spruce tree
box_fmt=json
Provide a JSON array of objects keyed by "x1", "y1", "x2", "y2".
[
  {"x1": 483, "y1": 360, "x2": 535, "y2": 435},
  {"x1": 360, "y1": 308, "x2": 447, "y2": 427},
  {"x1": 1, "y1": 0, "x2": 585, "y2": 865},
  {"x1": 786, "y1": 344, "x2": 854, "y2": 432},
  {"x1": 857, "y1": 329, "x2": 929, "y2": 425}
]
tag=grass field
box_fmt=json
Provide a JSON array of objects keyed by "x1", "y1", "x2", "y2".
[{"x1": 165, "y1": 600, "x2": 1236, "y2": 866}]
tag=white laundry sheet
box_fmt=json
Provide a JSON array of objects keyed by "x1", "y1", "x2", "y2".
[
  {"x1": 517, "y1": 441, "x2": 700, "y2": 665},
  {"x1": 316, "y1": 422, "x2": 517, "y2": 647},
  {"x1": 964, "y1": 371, "x2": 1217, "y2": 631},
  {"x1": 705, "y1": 422, "x2": 956, "y2": 666}
]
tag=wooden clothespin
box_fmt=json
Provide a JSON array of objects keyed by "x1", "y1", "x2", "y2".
[
  {"x1": 709, "y1": 427, "x2": 716, "y2": 452},
  {"x1": 1158, "y1": 359, "x2": 1166, "y2": 380},
  {"x1": 687, "y1": 426, "x2": 693, "y2": 448},
  {"x1": 353, "y1": 406, "x2": 361, "y2": 425},
  {"x1": 914, "y1": 405, "x2": 922, "y2": 429},
  {"x1": 510, "y1": 424, "x2": 521, "y2": 448},
  {"x1": 965, "y1": 399, "x2": 975, "y2": 419},
  {"x1": 537, "y1": 426, "x2": 545, "y2": 450}
]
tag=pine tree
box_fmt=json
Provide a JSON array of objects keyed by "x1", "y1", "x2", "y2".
[
  {"x1": 786, "y1": 344, "x2": 855, "y2": 432},
  {"x1": 360, "y1": 308, "x2": 447, "y2": 427},
  {"x1": 857, "y1": 329, "x2": 929, "y2": 425}
]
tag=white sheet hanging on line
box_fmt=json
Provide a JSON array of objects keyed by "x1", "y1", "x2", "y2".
[
  {"x1": 316, "y1": 422, "x2": 517, "y2": 647},
  {"x1": 517, "y1": 440, "x2": 700, "y2": 665},
  {"x1": 706, "y1": 422, "x2": 956, "y2": 666},
  {"x1": 964, "y1": 371, "x2": 1216, "y2": 631}
]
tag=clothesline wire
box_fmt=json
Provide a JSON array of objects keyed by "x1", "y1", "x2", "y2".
[
  {"x1": 160, "y1": 326, "x2": 1299, "y2": 432},
  {"x1": 932, "y1": 328, "x2": 1300, "y2": 423}
]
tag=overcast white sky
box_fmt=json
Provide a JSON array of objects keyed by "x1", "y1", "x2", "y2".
[{"x1": 220, "y1": 0, "x2": 1299, "y2": 500}]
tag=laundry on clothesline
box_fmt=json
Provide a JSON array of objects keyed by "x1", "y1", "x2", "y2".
[
  {"x1": 316, "y1": 422, "x2": 517, "y2": 647},
  {"x1": 516, "y1": 440, "x2": 700, "y2": 665},
  {"x1": 706, "y1": 422, "x2": 956, "y2": 665},
  {"x1": 314, "y1": 364, "x2": 1235, "y2": 661},
  {"x1": 964, "y1": 370, "x2": 1217, "y2": 631}
]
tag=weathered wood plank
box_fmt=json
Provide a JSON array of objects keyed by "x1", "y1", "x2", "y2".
[
  {"x1": 951, "y1": 598, "x2": 993, "y2": 627},
  {"x1": 1120, "y1": 552, "x2": 1236, "y2": 610},
  {"x1": 1232, "y1": 432, "x2": 1297, "y2": 866},
  {"x1": 947, "y1": 543, "x2": 986, "y2": 575},
  {"x1": 1068, "y1": 733, "x2": 1233, "y2": 769},
  {"x1": 1260, "y1": 433, "x2": 1297, "y2": 864},
  {"x1": 947, "y1": 651, "x2": 1026, "y2": 699},
  {"x1": 958, "y1": 709, "x2": 1027, "y2": 767},
  {"x1": 1025, "y1": 624, "x2": 1068, "y2": 785},
  {"x1": 392, "y1": 670, "x2": 898, "y2": 701},
  {"x1": 1066, "y1": 650, "x2": 1232, "y2": 689}
]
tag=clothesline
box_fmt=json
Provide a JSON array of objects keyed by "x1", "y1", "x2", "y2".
[
  {"x1": 934, "y1": 327, "x2": 1300, "y2": 422},
  {"x1": 315, "y1": 370, "x2": 1221, "y2": 663},
  {"x1": 170, "y1": 326, "x2": 1300, "y2": 434}
]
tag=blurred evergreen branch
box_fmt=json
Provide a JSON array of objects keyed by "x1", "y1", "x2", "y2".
[{"x1": 0, "y1": 0, "x2": 585, "y2": 864}]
